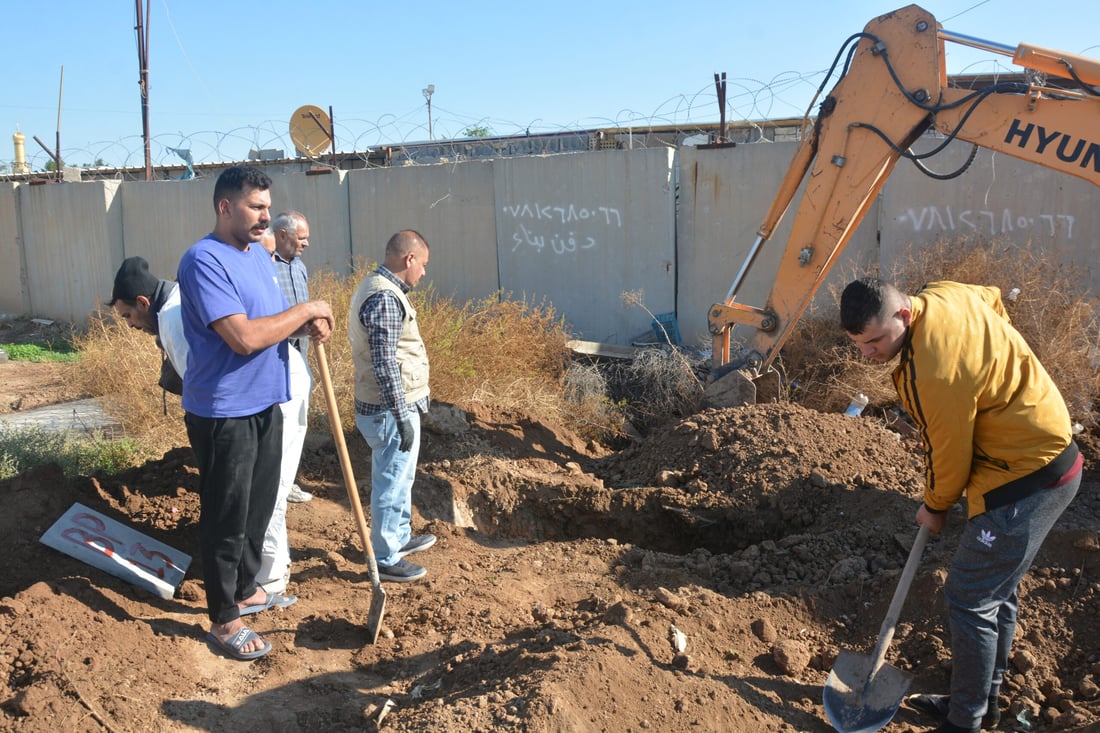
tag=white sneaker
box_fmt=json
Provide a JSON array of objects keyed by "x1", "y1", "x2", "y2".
[{"x1": 287, "y1": 484, "x2": 313, "y2": 503}]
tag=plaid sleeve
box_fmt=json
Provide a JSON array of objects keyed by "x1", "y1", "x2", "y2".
[{"x1": 359, "y1": 290, "x2": 409, "y2": 421}]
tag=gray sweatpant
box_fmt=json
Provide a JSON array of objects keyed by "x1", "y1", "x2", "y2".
[{"x1": 945, "y1": 474, "x2": 1081, "y2": 728}]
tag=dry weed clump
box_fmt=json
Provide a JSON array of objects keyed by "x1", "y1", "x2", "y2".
[
  {"x1": 72, "y1": 308, "x2": 187, "y2": 457},
  {"x1": 75, "y1": 263, "x2": 606, "y2": 447},
  {"x1": 562, "y1": 362, "x2": 627, "y2": 442},
  {"x1": 620, "y1": 348, "x2": 703, "y2": 428},
  {"x1": 305, "y1": 264, "x2": 373, "y2": 431},
  {"x1": 782, "y1": 237, "x2": 1100, "y2": 424},
  {"x1": 312, "y1": 265, "x2": 579, "y2": 432},
  {"x1": 416, "y1": 290, "x2": 572, "y2": 414}
]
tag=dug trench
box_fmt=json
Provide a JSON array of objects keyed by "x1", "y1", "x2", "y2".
[{"x1": 1, "y1": 398, "x2": 1099, "y2": 731}]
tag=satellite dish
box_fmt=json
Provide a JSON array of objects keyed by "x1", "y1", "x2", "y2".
[{"x1": 289, "y1": 105, "x2": 333, "y2": 157}]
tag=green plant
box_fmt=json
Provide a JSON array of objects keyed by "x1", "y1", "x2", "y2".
[
  {"x1": 3, "y1": 341, "x2": 80, "y2": 363},
  {"x1": 0, "y1": 425, "x2": 147, "y2": 480}
]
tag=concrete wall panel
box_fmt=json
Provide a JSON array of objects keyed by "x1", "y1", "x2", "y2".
[
  {"x1": 677, "y1": 143, "x2": 879, "y2": 351},
  {"x1": 5, "y1": 144, "x2": 1099, "y2": 341},
  {"x1": 120, "y1": 178, "x2": 212, "y2": 281},
  {"x1": 494, "y1": 148, "x2": 676, "y2": 344},
  {"x1": 269, "y1": 170, "x2": 352, "y2": 277},
  {"x1": 348, "y1": 160, "x2": 498, "y2": 304},
  {"x1": 21, "y1": 181, "x2": 123, "y2": 322},
  {"x1": 0, "y1": 183, "x2": 28, "y2": 315}
]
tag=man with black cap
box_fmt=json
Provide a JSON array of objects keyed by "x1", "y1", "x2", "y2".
[{"x1": 108, "y1": 256, "x2": 185, "y2": 396}]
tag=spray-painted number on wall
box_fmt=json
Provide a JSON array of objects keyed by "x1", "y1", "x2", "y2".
[
  {"x1": 897, "y1": 206, "x2": 1076, "y2": 238},
  {"x1": 502, "y1": 202, "x2": 623, "y2": 226},
  {"x1": 503, "y1": 202, "x2": 622, "y2": 255}
]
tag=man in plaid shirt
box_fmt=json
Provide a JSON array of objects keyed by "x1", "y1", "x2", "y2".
[
  {"x1": 270, "y1": 211, "x2": 315, "y2": 504},
  {"x1": 348, "y1": 230, "x2": 436, "y2": 582},
  {"x1": 271, "y1": 211, "x2": 311, "y2": 361}
]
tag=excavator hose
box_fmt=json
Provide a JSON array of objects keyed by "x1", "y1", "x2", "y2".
[{"x1": 909, "y1": 142, "x2": 979, "y2": 180}]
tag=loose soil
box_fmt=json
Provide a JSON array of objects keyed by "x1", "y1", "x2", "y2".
[{"x1": 1, "y1": 348, "x2": 1099, "y2": 732}]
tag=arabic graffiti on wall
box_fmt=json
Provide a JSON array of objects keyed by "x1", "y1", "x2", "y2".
[
  {"x1": 895, "y1": 205, "x2": 1075, "y2": 238},
  {"x1": 502, "y1": 201, "x2": 623, "y2": 254}
]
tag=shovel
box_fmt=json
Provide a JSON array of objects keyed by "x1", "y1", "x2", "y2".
[
  {"x1": 315, "y1": 341, "x2": 386, "y2": 644},
  {"x1": 824, "y1": 524, "x2": 931, "y2": 733}
]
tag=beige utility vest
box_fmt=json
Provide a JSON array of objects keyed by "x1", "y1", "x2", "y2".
[{"x1": 348, "y1": 271, "x2": 430, "y2": 407}]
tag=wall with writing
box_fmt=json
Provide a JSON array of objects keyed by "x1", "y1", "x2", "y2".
[
  {"x1": 3, "y1": 139, "x2": 1098, "y2": 350},
  {"x1": 495, "y1": 148, "x2": 676, "y2": 343},
  {"x1": 881, "y1": 137, "x2": 1099, "y2": 291}
]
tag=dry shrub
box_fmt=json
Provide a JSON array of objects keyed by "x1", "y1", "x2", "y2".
[
  {"x1": 76, "y1": 261, "x2": 610, "y2": 446},
  {"x1": 563, "y1": 362, "x2": 628, "y2": 442},
  {"x1": 619, "y1": 348, "x2": 703, "y2": 429},
  {"x1": 415, "y1": 289, "x2": 572, "y2": 415},
  {"x1": 72, "y1": 308, "x2": 188, "y2": 456},
  {"x1": 312, "y1": 263, "x2": 579, "y2": 431},
  {"x1": 783, "y1": 237, "x2": 1100, "y2": 424},
  {"x1": 305, "y1": 263, "x2": 374, "y2": 431}
]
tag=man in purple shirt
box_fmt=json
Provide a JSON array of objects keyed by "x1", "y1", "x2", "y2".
[{"x1": 178, "y1": 165, "x2": 333, "y2": 660}]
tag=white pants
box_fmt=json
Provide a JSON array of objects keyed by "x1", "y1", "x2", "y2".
[{"x1": 257, "y1": 348, "x2": 311, "y2": 592}]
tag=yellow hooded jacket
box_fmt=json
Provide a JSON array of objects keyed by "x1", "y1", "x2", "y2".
[{"x1": 893, "y1": 281, "x2": 1073, "y2": 518}]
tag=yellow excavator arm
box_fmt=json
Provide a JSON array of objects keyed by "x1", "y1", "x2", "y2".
[{"x1": 708, "y1": 3, "x2": 1100, "y2": 382}]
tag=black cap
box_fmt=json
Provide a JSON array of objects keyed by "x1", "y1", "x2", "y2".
[{"x1": 110, "y1": 256, "x2": 160, "y2": 305}]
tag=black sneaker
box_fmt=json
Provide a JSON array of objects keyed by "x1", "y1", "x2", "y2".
[
  {"x1": 396, "y1": 534, "x2": 437, "y2": 560},
  {"x1": 377, "y1": 558, "x2": 426, "y2": 582},
  {"x1": 905, "y1": 693, "x2": 1000, "y2": 729}
]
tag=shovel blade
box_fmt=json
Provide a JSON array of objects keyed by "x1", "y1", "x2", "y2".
[
  {"x1": 364, "y1": 583, "x2": 387, "y2": 645},
  {"x1": 823, "y1": 650, "x2": 912, "y2": 733}
]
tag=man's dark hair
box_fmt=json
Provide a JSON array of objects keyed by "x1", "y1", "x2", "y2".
[
  {"x1": 840, "y1": 277, "x2": 895, "y2": 334},
  {"x1": 212, "y1": 165, "x2": 271, "y2": 209},
  {"x1": 385, "y1": 229, "x2": 430, "y2": 258}
]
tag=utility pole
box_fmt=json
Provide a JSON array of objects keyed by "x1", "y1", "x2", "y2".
[
  {"x1": 136, "y1": 0, "x2": 152, "y2": 181},
  {"x1": 714, "y1": 72, "x2": 727, "y2": 143},
  {"x1": 422, "y1": 84, "x2": 435, "y2": 140}
]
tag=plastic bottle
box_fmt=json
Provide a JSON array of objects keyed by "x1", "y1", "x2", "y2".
[
  {"x1": 844, "y1": 393, "x2": 869, "y2": 417},
  {"x1": 0, "y1": 347, "x2": 8, "y2": 363}
]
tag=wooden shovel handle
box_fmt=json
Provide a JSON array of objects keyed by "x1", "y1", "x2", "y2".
[
  {"x1": 314, "y1": 341, "x2": 382, "y2": 584},
  {"x1": 867, "y1": 524, "x2": 931, "y2": 679}
]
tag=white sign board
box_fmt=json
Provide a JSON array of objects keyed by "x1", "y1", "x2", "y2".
[{"x1": 40, "y1": 503, "x2": 191, "y2": 600}]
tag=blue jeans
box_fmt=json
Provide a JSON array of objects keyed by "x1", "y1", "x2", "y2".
[
  {"x1": 944, "y1": 473, "x2": 1081, "y2": 728},
  {"x1": 355, "y1": 410, "x2": 420, "y2": 566}
]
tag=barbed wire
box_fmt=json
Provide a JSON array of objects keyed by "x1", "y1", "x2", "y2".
[{"x1": 3, "y1": 54, "x2": 1020, "y2": 174}]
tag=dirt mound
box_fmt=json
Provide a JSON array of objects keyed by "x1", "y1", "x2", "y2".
[{"x1": 1, "y1": 394, "x2": 1099, "y2": 732}]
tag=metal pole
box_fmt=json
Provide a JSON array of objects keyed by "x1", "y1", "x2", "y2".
[
  {"x1": 714, "y1": 72, "x2": 727, "y2": 142},
  {"x1": 56, "y1": 67, "x2": 64, "y2": 179},
  {"x1": 329, "y1": 105, "x2": 336, "y2": 169},
  {"x1": 423, "y1": 85, "x2": 435, "y2": 141},
  {"x1": 136, "y1": 0, "x2": 152, "y2": 181}
]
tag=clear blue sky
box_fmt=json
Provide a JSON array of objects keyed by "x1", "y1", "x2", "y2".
[{"x1": 3, "y1": 0, "x2": 1098, "y2": 169}]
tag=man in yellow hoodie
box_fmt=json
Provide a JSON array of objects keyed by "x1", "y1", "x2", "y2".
[{"x1": 840, "y1": 278, "x2": 1082, "y2": 733}]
